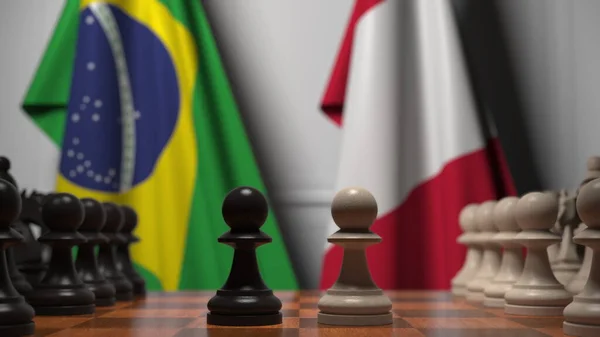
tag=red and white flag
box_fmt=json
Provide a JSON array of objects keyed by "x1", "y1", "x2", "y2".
[{"x1": 320, "y1": 0, "x2": 517, "y2": 290}]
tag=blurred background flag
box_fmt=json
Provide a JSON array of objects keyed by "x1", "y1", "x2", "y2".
[
  {"x1": 319, "y1": 0, "x2": 517, "y2": 290},
  {"x1": 21, "y1": 0, "x2": 298, "y2": 291}
]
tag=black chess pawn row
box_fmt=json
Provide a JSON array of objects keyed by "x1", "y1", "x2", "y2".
[
  {"x1": 0, "y1": 185, "x2": 147, "y2": 329},
  {"x1": 24, "y1": 195, "x2": 148, "y2": 313}
]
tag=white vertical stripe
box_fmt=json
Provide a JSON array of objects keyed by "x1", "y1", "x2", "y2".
[{"x1": 90, "y1": 3, "x2": 136, "y2": 192}]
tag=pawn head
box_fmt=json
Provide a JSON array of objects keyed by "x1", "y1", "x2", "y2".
[
  {"x1": 0, "y1": 156, "x2": 16, "y2": 188},
  {"x1": 0, "y1": 156, "x2": 10, "y2": 171},
  {"x1": 0, "y1": 178, "x2": 21, "y2": 230},
  {"x1": 121, "y1": 205, "x2": 138, "y2": 234},
  {"x1": 459, "y1": 204, "x2": 478, "y2": 232},
  {"x1": 515, "y1": 191, "x2": 559, "y2": 230},
  {"x1": 475, "y1": 201, "x2": 497, "y2": 232},
  {"x1": 587, "y1": 156, "x2": 600, "y2": 172},
  {"x1": 41, "y1": 193, "x2": 84, "y2": 232},
  {"x1": 576, "y1": 178, "x2": 600, "y2": 229},
  {"x1": 222, "y1": 187, "x2": 268, "y2": 231},
  {"x1": 102, "y1": 202, "x2": 125, "y2": 233},
  {"x1": 79, "y1": 198, "x2": 107, "y2": 232},
  {"x1": 493, "y1": 196, "x2": 520, "y2": 232},
  {"x1": 331, "y1": 187, "x2": 378, "y2": 230},
  {"x1": 582, "y1": 156, "x2": 600, "y2": 185}
]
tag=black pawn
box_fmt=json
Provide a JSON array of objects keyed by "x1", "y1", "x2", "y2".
[
  {"x1": 25, "y1": 193, "x2": 95, "y2": 315},
  {"x1": 18, "y1": 190, "x2": 49, "y2": 286},
  {"x1": 116, "y1": 206, "x2": 146, "y2": 297},
  {"x1": 75, "y1": 198, "x2": 116, "y2": 306},
  {"x1": 207, "y1": 186, "x2": 282, "y2": 326},
  {"x1": 0, "y1": 157, "x2": 32, "y2": 295},
  {"x1": 0, "y1": 179, "x2": 35, "y2": 335},
  {"x1": 97, "y1": 203, "x2": 133, "y2": 301}
]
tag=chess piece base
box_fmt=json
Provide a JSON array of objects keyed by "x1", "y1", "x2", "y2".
[
  {"x1": 563, "y1": 321, "x2": 600, "y2": 337},
  {"x1": 34, "y1": 304, "x2": 95, "y2": 316},
  {"x1": 466, "y1": 291, "x2": 485, "y2": 303},
  {"x1": 0, "y1": 321, "x2": 35, "y2": 336},
  {"x1": 116, "y1": 291, "x2": 134, "y2": 301},
  {"x1": 105, "y1": 275, "x2": 133, "y2": 302},
  {"x1": 483, "y1": 296, "x2": 505, "y2": 308},
  {"x1": 483, "y1": 281, "x2": 515, "y2": 308},
  {"x1": 132, "y1": 282, "x2": 146, "y2": 297},
  {"x1": 96, "y1": 297, "x2": 116, "y2": 307},
  {"x1": 84, "y1": 282, "x2": 116, "y2": 307},
  {"x1": 317, "y1": 312, "x2": 393, "y2": 326},
  {"x1": 451, "y1": 285, "x2": 466, "y2": 297},
  {"x1": 207, "y1": 312, "x2": 282, "y2": 326},
  {"x1": 505, "y1": 303, "x2": 565, "y2": 316},
  {"x1": 567, "y1": 278, "x2": 587, "y2": 295}
]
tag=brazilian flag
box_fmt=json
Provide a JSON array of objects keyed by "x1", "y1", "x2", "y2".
[{"x1": 21, "y1": 0, "x2": 298, "y2": 291}]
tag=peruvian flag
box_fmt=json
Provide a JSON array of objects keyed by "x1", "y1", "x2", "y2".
[{"x1": 319, "y1": 0, "x2": 517, "y2": 290}]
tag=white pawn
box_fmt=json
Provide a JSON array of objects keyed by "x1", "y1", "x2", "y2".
[
  {"x1": 317, "y1": 187, "x2": 392, "y2": 326},
  {"x1": 554, "y1": 194, "x2": 583, "y2": 285},
  {"x1": 567, "y1": 223, "x2": 591, "y2": 294},
  {"x1": 466, "y1": 201, "x2": 500, "y2": 303},
  {"x1": 563, "y1": 178, "x2": 600, "y2": 336},
  {"x1": 483, "y1": 197, "x2": 524, "y2": 307},
  {"x1": 567, "y1": 156, "x2": 600, "y2": 293},
  {"x1": 451, "y1": 204, "x2": 482, "y2": 297},
  {"x1": 504, "y1": 192, "x2": 572, "y2": 316}
]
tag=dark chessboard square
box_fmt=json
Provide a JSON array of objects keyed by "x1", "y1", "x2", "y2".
[
  {"x1": 388, "y1": 292, "x2": 454, "y2": 302},
  {"x1": 131, "y1": 302, "x2": 206, "y2": 310},
  {"x1": 147, "y1": 291, "x2": 212, "y2": 298},
  {"x1": 299, "y1": 317, "x2": 411, "y2": 329},
  {"x1": 394, "y1": 309, "x2": 496, "y2": 318},
  {"x1": 40, "y1": 328, "x2": 182, "y2": 337},
  {"x1": 30, "y1": 328, "x2": 61, "y2": 336},
  {"x1": 299, "y1": 290, "x2": 323, "y2": 296},
  {"x1": 300, "y1": 303, "x2": 317, "y2": 309},
  {"x1": 282, "y1": 309, "x2": 299, "y2": 317},
  {"x1": 73, "y1": 317, "x2": 194, "y2": 329},
  {"x1": 419, "y1": 328, "x2": 551, "y2": 337},
  {"x1": 33, "y1": 315, "x2": 95, "y2": 329},
  {"x1": 175, "y1": 327, "x2": 299, "y2": 337},
  {"x1": 506, "y1": 317, "x2": 564, "y2": 328}
]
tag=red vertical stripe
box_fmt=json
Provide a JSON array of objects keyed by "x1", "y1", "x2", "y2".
[{"x1": 320, "y1": 0, "x2": 384, "y2": 126}]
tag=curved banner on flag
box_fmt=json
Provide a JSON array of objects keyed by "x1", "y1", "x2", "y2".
[{"x1": 56, "y1": 0, "x2": 197, "y2": 292}]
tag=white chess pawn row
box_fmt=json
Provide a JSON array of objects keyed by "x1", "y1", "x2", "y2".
[{"x1": 451, "y1": 177, "x2": 600, "y2": 337}]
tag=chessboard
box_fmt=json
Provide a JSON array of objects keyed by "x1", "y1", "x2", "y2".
[{"x1": 33, "y1": 290, "x2": 564, "y2": 337}]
